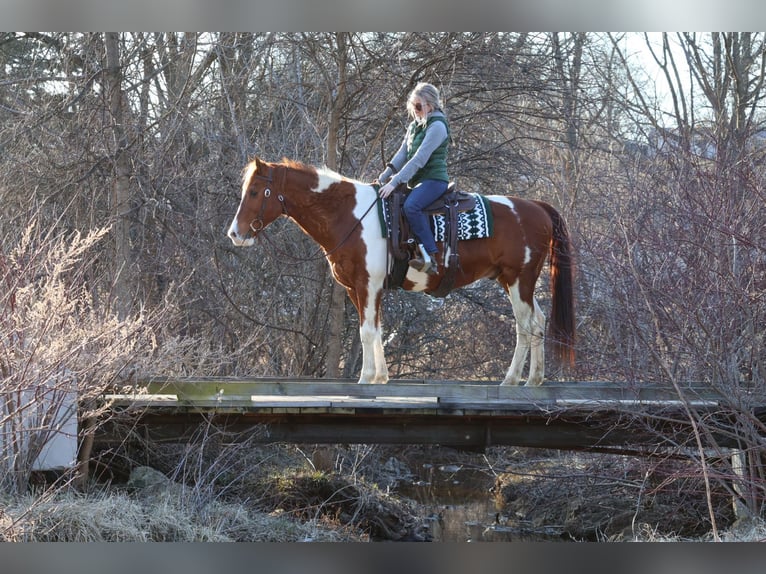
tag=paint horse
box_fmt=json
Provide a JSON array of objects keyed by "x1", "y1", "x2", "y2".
[{"x1": 227, "y1": 157, "x2": 575, "y2": 385}]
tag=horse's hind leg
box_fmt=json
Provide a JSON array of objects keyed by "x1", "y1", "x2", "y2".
[
  {"x1": 524, "y1": 296, "x2": 546, "y2": 386},
  {"x1": 502, "y1": 280, "x2": 546, "y2": 386}
]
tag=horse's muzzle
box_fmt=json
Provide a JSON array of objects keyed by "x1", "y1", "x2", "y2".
[{"x1": 227, "y1": 224, "x2": 254, "y2": 247}]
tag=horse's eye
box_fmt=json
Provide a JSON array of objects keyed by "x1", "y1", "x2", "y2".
[{"x1": 249, "y1": 188, "x2": 258, "y2": 198}]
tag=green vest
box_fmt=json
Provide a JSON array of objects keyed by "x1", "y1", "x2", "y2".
[{"x1": 406, "y1": 115, "x2": 449, "y2": 186}]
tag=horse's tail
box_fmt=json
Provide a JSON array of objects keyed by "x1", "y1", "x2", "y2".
[{"x1": 535, "y1": 201, "x2": 576, "y2": 367}]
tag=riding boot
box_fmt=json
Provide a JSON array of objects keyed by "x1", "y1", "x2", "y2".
[{"x1": 409, "y1": 244, "x2": 439, "y2": 275}]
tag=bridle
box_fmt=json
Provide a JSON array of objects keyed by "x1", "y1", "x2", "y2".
[
  {"x1": 244, "y1": 163, "x2": 381, "y2": 263},
  {"x1": 248, "y1": 165, "x2": 287, "y2": 236}
]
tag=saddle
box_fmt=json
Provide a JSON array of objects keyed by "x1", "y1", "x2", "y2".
[{"x1": 387, "y1": 182, "x2": 476, "y2": 297}]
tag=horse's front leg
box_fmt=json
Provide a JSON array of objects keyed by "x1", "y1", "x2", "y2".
[
  {"x1": 359, "y1": 322, "x2": 388, "y2": 384},
  {"x1": 356, "y1": 287, "x2": 388, "y2": 384}
]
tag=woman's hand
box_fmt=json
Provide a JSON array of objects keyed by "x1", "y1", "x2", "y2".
[{"x1": 379, "y1": 181, "x2": 397, "y2": 199}]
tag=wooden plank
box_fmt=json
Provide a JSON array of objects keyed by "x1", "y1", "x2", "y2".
[
  {"x1": 555, "y1": 399, "x2": 720, "y2": 407},
  {"x1": 141, "y1": 380, "x2": 495, "y2": 402},
  {"x1": 136, "y1": 378, "x2": 724, "y2": 406},
  {"x1": 106, "y1": 397, "x2": 721, "y2": 416}
]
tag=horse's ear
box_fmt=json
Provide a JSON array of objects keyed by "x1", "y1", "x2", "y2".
[{"x1": 253, "y1": 156, "x2": 264, "y2": 172}]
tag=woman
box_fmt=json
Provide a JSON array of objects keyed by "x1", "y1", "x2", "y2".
[{"x1": 378, "y1": 82, "x2": 450, "y2": 275}]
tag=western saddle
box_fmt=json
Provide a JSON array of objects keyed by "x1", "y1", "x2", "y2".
[{"x1": 386, "y1": 182, "x2": 476, "y2": 297}]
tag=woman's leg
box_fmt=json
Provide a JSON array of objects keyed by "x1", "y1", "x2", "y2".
[{"x1": 403, "y1": 179, "x2": 448, "y2": 256}]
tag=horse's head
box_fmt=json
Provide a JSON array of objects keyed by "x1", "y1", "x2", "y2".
[{"x1": 227, "y1": 157, "x2": 285, "y2": 246}]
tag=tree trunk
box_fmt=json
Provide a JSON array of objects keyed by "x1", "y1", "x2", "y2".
[
  {"x1": 324, "y1": 33, "x2": 349, "y2": 378},
  {"x1": 104, "y1": 32, "x2": 133, "y2": 318}
]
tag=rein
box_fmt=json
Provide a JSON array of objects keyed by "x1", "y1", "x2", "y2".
[{"x1": 248, "y1": 165, "x2": 380, "y2": 263}]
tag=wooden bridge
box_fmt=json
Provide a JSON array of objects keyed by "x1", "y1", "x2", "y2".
[{"x1": 96, "y1": 377, "x2": 745, "y2": 452}]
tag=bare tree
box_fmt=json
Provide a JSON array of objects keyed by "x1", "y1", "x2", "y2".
[{"x1": 104, "y1": 33, "x2": 133, "y2": 318}]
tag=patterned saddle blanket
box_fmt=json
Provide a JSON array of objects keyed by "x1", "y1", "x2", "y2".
[{"x1": 377, "y1": 192, "x2": 494, "y2": 241}]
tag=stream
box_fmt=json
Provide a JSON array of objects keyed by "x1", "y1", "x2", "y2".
[{"x1": 396, "y1": 460, "x2": 562, "y2": 542}]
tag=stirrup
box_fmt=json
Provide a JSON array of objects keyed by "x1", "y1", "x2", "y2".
[{"x1": 409, "y1": 257, "x2": 439, "y2": 275}]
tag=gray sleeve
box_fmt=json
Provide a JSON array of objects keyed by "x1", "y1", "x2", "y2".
[{"x1": 379, "y1": 135, "x2": 409, "y2": 182}]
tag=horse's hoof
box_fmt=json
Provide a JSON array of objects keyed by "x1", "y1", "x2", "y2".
[
  {"x1": 524, "y1": 379, "x2": 545, "y2": 387},
  {"x1": 500, "y1": 380, "x2": 521, "y2": 386}
]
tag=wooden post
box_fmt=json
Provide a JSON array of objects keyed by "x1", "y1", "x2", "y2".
[{"x1": 730, "y1": 448, "x2": 751, "y2": 520}]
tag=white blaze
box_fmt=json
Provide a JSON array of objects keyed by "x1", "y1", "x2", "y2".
[{"x1": 228, "y1": 163, "x2": 259, "y2": 246}]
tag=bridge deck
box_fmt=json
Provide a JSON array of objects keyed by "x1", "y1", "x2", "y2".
[{"x1": 96, "y1": 378, "x2": 738, "y2": 451}]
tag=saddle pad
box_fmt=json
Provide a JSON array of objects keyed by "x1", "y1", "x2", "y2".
[
  {"x1": 376, "y1": 193, "x2": 494, "y2": 241},
  {"x1": 432, "y1": 194, "x2": 493, "y2": 241}
]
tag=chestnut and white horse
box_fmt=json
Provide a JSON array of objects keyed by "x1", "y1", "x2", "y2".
[{"x1": 227, "y1": 157, "x2": 575, "y2": 385}]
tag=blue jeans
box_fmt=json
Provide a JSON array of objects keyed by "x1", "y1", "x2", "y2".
[{"x1": 404, "y1": 179, "x2": 448, "y2": 255}]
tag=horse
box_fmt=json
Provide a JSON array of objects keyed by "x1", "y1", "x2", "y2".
[{"x1": 227, "y1": 156, "x2": 575, "y2": 386}]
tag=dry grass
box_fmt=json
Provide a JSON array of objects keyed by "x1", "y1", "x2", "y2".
[{"x1": 0, "y1": 488, "x2": 363, "y2": 542}]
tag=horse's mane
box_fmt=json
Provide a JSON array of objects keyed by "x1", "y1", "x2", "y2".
[
  {"x1": 281, "y1": 157, "x2": 357, "y2": 184},
  {"x1": 280, "y1": 157, "x2": 314, "y2": 172},
  {"x1": 245, "y1": 157, "x2": 347, "y2": 180}
]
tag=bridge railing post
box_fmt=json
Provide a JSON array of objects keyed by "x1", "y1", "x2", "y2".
[{"x1": 730, "y1": 448, "x2": 752, "y2": 521}]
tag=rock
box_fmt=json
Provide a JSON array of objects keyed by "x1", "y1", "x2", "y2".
[{"x1": 127, "y1": 466, "x2": 180, "y2": 497}]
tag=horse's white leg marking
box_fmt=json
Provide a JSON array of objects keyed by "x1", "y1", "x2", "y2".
[
  {"x1": 525, "y1": 297, "x2": 546, "y2": 386},
  {"x1": 371, "y1": 317, "x2": 389, "y2": 384},
  {"x1": 356, "y1": 184, "x2": 389, "y2": 384},
  {"x1": 503, "y1": 299, "x2": 529, "y2": 386},
  {"x1": 501, "y1": 282, "x2": 546, "y2": 386},
  {"x1": 358, "y1": 319, "x2": 380, "y2": 384},
  {"x1": 356, "y1": 287, "x2": 388, "y2": 384}
]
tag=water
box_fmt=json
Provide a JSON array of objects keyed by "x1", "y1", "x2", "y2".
[{"x1": 395, "y1": 459, "x2": 566, "y2": 542}]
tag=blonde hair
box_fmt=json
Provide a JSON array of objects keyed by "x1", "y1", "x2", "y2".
[{"x1": 407, "y1": 82, "x2": 444, "y2": 123}]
